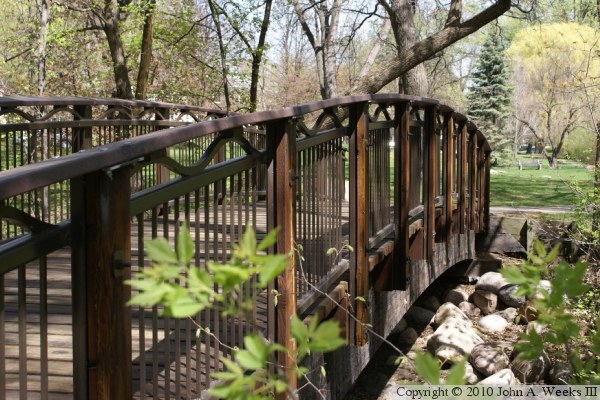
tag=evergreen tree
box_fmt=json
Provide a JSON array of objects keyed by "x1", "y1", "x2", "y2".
[{"x1": 466, "y1": 33, "x2": 513, "y2": 165}]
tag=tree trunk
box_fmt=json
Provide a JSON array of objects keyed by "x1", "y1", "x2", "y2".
[
  {"x1": 135, "y1": 0, "x2": 156, "y2": 100},
  {"x1": 349, "y1": 0, "x2": 511, "y2": 95},
  {"x1": 248, "y1": 0, "x2": 272, "y2": 112},
  {"x1": 207, "y1": 0, "x2": 231, "y2": 112},
  {"x1": 389, "y1": 0, "x2": 428, "y2": 95},
  {"x1": 104, "y1": 0, "x2": 133, "y2": 99},
  {"x1": 37, "y1": 0, "x2": 49, "y2": 97}
]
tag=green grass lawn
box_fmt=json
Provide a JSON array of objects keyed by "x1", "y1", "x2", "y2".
[{"x1": 490, "y1": 163, "x2": 593, "y2": 207}]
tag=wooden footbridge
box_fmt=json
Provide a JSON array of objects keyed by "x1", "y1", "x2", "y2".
[{"x1": 0, "y1": 94, "x2": 491, "y2": 399}]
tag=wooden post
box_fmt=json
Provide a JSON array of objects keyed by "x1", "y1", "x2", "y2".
[
  {"x1": 468, "y1": 131, "x2": 477, "y2": 231},
  {"x1": 266, "y1": 118, "x2": 297, "y2": 391},
  {"x1": 394, "y1": 102, "x2": 411, "y2": 290},
  {"x1": 348, "y1": 103, "x2": 369, "y2": 345},
  {"x1": 458, "y1": 123, "x2": 468, "y2": 234},
  {"x1": 73, "y1": 105, "x2": 93, "y2": 152},
  {"x1": 484, "y1": 150, "x2": 491, "y2": 233},
  {"x1": 478, "y1": 142, "x2": 486, "y2": 233},
  {"x1": 423, "y1": 106, "x2": 437, "y2": 261},
  {"x1": 155, "y1": 107, "x2": 171, "y2": 185},
  {"x1": 71, "y1": 166, "x2": 132, "y2": 400},
  {"x1": 442, "y1": 112, "x2": 454, "y2": 245}
]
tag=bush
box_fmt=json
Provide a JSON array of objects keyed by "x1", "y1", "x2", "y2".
[{"x1": 561, "y1": 128, "x2": 596, "y2": 165}]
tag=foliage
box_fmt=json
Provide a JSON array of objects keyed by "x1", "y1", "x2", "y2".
[
  {"x1": 508, "y1": 22, "x2": 600, "y2": 168},
  {"x1": 127, "y1": 225, "x2": 346, "y2": 399},
  {"x1": 466, "y1": 32, "x2": 513, "y2": 166},
  {"x1": 562, "y1": 128, "x2": 598, "y2": 165},
  {"x1": 502, "y1": 242, "x2": 600, "y2": 383},
  {"x1": 413, "y1": 352, "x2": 466, "y2": 385}
]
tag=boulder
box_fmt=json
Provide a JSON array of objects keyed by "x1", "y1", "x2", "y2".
[
  {"x1": 480, "y1": 369, "x2": 516, "y2": 385},
  {"x1": 494, "y1": 307, "x2": 517, "y2": 323},
  {"x1": 473, "y1": 290, "x2": 498, "y2": 315},
  {"x1": 548, "y1": 362, "x2": 573, "y2": 385},
  {"x1": 434, "y1": 302, "x2": 471, "y2": 326},
  {"x1": 459, "y1": 301, "x2": 481, "y2": 318},
  {"x1": 469, "y1": 344, "x2": 510, "y2": 377},
  {"x1": 476, "y1": 272, "x2": 509, "y2": 294},
  {"x1": 464, "y1": 362, "x2": 482, "y2": 384},
  {"x1": 418, "y1": 294, "x2": 442, "y2": 312},
  {"x1": 478, "y1": 314, "x2": 509, "y2": 333},
  {"x1": 511, "y1": 352, "x2": 551, "y2": 383},
  {"x1": 426, "y1": 318, "x2": 483, "y2": 363},
  {"x1": 498, "y1": 284, "x2": 526, "y2": 308},
  {"x1": 397, "y1": 327, "x2": 419, "y2": 346},
  {"x1": 405, "y1": 305, "x2": 435, "y2": 326},
  {"x1": 444, "y1": 289, "x2": 469, "y2": 306}
]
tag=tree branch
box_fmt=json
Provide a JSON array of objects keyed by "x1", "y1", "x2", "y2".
[
  {"x1": 445, "y1": 0, "x2": 462, "y2": 27},
  {"x1": 350, "y1": 0, "x2": 512, "y2": 94}
]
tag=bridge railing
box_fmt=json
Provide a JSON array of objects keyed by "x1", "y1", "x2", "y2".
[{"x1": 0, "y1": 94, "x2": 490, "y2": 399}]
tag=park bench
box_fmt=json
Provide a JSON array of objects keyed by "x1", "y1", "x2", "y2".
[{"x1": 517, "y1": 159, "x2": 542, "y2": 170}]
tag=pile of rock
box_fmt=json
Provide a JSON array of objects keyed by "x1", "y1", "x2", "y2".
[{"x1": 396, "y1": 271, "x2": 571, "y2": 385}]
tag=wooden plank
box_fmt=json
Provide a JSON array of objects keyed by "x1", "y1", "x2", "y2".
[{"x1": 484, "y1": 151, "x2": 491, "y2": 233}]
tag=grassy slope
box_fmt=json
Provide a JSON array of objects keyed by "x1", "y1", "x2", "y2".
[{"x1": 490, "y1": 164, "x2": 593, "y2": 207}]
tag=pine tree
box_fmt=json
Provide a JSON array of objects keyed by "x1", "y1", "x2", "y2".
[{"x1": 466, "y1": 33, "x2": 513, "y2": 165}]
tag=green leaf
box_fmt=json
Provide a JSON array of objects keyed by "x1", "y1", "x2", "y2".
[
  {"x1": 127, "y1": 283, "x2": 172, "y2": 307},
  {"x1": 308, "y1": 320, "x2": 346, "y2": 353},
  {"x1": 240, "y1": 225, "x2": 257, "y2": 256},
  {"x1": 326, "y1": 248, "x2": 337, "y2": 256},
  {"x1": 257, "y1": 227, "x2": 279, "y2": 251},
  {"x1": 413, "y1": 352, "x2": 440, "y2": 384},
  {"x1": 176, "y1": 224, "x2": 194, "y2": 265},
  {"x1": 145, "y1": 237, "x2": 178, "y2": 264},
  {"x1": 258, "y1": 255, "x2": 288, "y2": 287},
  {"x1": 355, "y1": 296, "x2": 366, "y2": 303},
  {"x1": 445, "y1": 359, "x2": 466, "y2": 385},
  {"x1": 274, "y1": 380, "x2": 288, "y2": 393},
  {"x1": 321, "y1": 365, "x2": 327, "y2": 377},
  {"x1": 163, "y1": 290, "x2": 204, "y2": 318},
  {"x1": 244, "y1": 334, "x2": 268, "y2": 365},
  {"x1": 235, "y1": 349, "x2": 263, "y2": 370}
]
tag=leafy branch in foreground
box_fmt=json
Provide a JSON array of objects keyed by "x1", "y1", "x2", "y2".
[
  {"x1": 502, "y1": 241, "x2": 600, "y2": 384},
  {"x1": 126, "y1": 225, "x2": 346, "y2": 399}
]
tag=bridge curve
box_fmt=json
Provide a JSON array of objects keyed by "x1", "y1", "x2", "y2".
[{"x1": 0, "y1": 94, "x2": 491, "y2": 399}]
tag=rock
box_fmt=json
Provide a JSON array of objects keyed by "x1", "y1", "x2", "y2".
[
  {"x1": 472, "y1": 290, "x2": 498, "y2": 315},
  {"x1": 418, "y1": 294, "x2": 442, "y2": 312},
  {"x1": 538, "y1": 280, "x2": 552, "y2": 294},
  {"x1": 444, "y1": 289, "x2": 469, "y2": 306},
  {"x1": 459, "y1": 302, "x2": 481, "y2": 318},
  {"x1": 426, "y1": 318, "x2": 483, "y2": 363},
  {"x1": 464, "y1": 362, "x2": 481, "y2": 384},
  {"x1": 469, "y1": 344, "x2": 510, "y2": 377},
  {"x1": 405, "y1": 305, "x2": 435, "y2": 326},
  {"x1": 480, "y1": 369, "x2": 516, "y2": 385},
  {"x1": 392, "y1": 318, "x2": 408, "y2": 335},
  {"x1": 434, "y1": 302, "x2": 471, "y2": 326},
  {"x1": 498, "y1": 284, "x2": 526, "y2": 308},
  {"x1": 476, "y1": 272, "x2": 509, "y2": 294},
  {"x1": 494, "y1": 307, "x2": 517, "y2": 322},
  {"x1": 397, "y1": 327, "x2": 419, "y2": 345},
  {"x1": 478, "y1": 315, "x2": 509, "y2": 332},
  {"x1": 526, "y1": 321, "x2": 546, "y2": 335},
  {"x1": 549, "y1": 362, "x2": 573, "y2": 384},
  {"x1": 511, "y1": 352, "x2": 551, "y2": 383}
]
